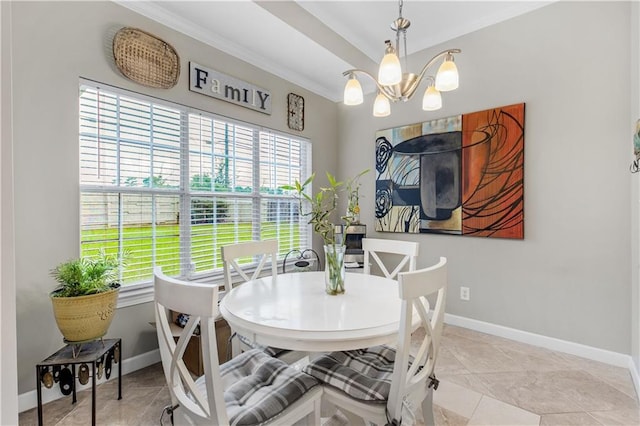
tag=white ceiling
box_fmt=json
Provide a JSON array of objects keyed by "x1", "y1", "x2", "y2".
[{"x1": 116, "y1": 1, "x2": 552, "y2": 102}]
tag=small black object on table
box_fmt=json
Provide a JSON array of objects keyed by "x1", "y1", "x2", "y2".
[{"x1": 36, "y1": 338, "x2": 122, "y2": 426}]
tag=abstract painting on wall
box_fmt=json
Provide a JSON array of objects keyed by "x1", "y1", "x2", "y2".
[{"x1": 375, "y1": 103, "x2": 524, "y2": 239}]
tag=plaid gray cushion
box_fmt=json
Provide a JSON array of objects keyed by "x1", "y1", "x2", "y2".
[
  {"x1": 194, "y1": 349, "x2": 319, "y2": 425},
  {"x1": 237, "y1": 333, "x2": 289, "y2": 358},
  {"x1": 302, "y1": 345, "x2": 399, "y2": 403}
]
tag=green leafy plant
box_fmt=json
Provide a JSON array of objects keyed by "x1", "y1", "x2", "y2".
[
  {"x1": 50, "y1": 251, "x2": 126, "y2": 297},
  {"x1": 346, "y1": 172, "x2": 364, "y2": 220},
  {"x1": 286, "y1": 170, "x2": 368, "y2": 295},
  {"x1": 286, "y1": 169, "x2": 368, "y2": 246}
]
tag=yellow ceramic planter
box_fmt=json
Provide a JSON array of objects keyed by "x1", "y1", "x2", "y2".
[{"x1": 50, "y1": 285, "x2": 119, "y2": 343}]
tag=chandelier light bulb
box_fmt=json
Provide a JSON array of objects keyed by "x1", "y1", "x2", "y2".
[
  {"x1": 422, "y1": 85, "x2": 442, "y2": 111},
  {"x1": 435, "y1": 53, "x2": 459, "y2": 92},
  {"x1": 378, "y1": 40, "x2": 402, "y2": 86},
  {"x1": 373, "y1": 93, "x2": 391, "y2": 117},
  {"x1": 343, "y1": 75, "x2": 364, "y2": 105}
]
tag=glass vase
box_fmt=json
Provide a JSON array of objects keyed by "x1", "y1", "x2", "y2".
[{"x1": 324, "y1": 244, "x2": 346, "y2": 295}]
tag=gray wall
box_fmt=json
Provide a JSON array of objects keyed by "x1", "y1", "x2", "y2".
[
  {"x1": 632, "y1": 2, "x2": 640, "y2": 378},
  {"x1": 2, "y1": 1, "x2": 19, "y2": 423},
  {"x1": 338, "y1": 1, "x2": 632, "y2": 354},
  {"x1": 10, "y1": 1, "x2": 338, "y2": 393}
]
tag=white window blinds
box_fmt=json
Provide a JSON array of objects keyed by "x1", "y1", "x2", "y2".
[{"x1": 79, "y1": 82, "x2": 311, "y2": 286}]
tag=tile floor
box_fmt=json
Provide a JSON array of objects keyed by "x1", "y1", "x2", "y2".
[{"x1": 19, "y1": 324, "x2": 640, "y2": 425}]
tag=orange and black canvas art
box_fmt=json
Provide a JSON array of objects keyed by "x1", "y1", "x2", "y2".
[{"x1": 374, "y1": 103, "x2": 524, "y2": 239}]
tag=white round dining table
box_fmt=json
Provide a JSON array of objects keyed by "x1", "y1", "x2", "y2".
[{"x1": 219, "y1": 271, "x2": 403, "y2": 352}]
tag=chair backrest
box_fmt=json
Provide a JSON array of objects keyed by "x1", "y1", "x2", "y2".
[
  {"x1": 221, "y1": 240, "x2": 278, "y2": 289},
  {"x1": 362, "y1": 238, "x2": 419, "y2": 279},
  {"x1": 282, "y1": 248, "x2": 320, "y2": 273},
  {"x1": 154, "y1": 267, "x2": 229, "y2": 424},
  {"x1": 387, "y1": 257, "x2": 448, "y2": 422}
]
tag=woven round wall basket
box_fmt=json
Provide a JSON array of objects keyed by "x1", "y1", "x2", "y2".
[{"x1": 113, "y1": 27, "x2": 180, "y2": 89}]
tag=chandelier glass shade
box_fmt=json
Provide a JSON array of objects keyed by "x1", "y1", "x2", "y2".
[
  {"x1": 422, "y1": 83, "x2": 442, "y2": 111},
  {"x1": 373, "y1": 92, "x2": 391, "y2": 117},
  {"x1": 342, "y1": 0, "x2": 461, "y2": 117},
  {"x1": 344, "y1": 74, "x2": 364, "y2": 106},
  {"x1": 378, "y1": 41, "x2": 402, "y2": 86}
]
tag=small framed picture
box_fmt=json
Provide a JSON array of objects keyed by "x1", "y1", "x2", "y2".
[{"x1": 287, "y1": 93, "x2": 304, "y2": 131}]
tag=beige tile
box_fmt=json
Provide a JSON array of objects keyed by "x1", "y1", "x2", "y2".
[
  {"x1": 442, "y1": 325, "x2": 530, "y2": 350},
  {"x1": 588, "y1": 408, "x2": 640, "y2": 425},
  {"x1": 98, "y1": 375, "x2": 159, "y2": 400},
  {"x1": 467, "y1": 395, "x2": 540, "y2": 426},
  {"x1": 59, "y1": 386, "x2": 161, "y2": 425},
  {"x1": 489, "y1": 341, "x2": 578, "y2": 372},
  {"x1": 540, "y1": 412, "x2": 602, "y2": 425},
  {"x1": 18, "y1": 405, "x2": 67, "y2": 426},
  {"x1": 434, "y1": 405, "x2": 469, "y2": 426},
  {"x1": 474, "y1": 370, "x2": 585, "y2": 414},
  {"x1": 549, "y1": 370, "x2": 639, "y2": 412},
  {"x1": 435, "y1": 347, "x2": 472, "y2": 377},
  {"x1": 118, "y1": 362, "x2": 167, "y2": 388},
  {"x1": 20, "y1": 389, "x2": 91, "y2": 426},
  {"x1": 17, "y1": 409, "x2": 37, "y2": 426},
  {"x1": 444, "y1": 338, "x2": 533, "y2": 374},
  {"x1": 559, "y1": 353, "x2": 639, "y2": 400},
  {"x1": 475, "y1": 369, "x2": 639, "y2": 415},
  {"x1": 443, "y1": 374, "x2": 496, "y2": 399},
  {"x1": 442, "y1": 325, "x2": 497, "y2": 344},
  {"x1": 138, "y1": 387, "x2": 172, "y2": 425},
  {"x1": 433, "y1": 379, "x2": 482, "y2": 419}
]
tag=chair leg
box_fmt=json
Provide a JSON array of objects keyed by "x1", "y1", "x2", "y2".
[
  {"x1": 160, "y1": 404, "x2": 181, "y2": 425},
  {"x1": 339, "y1": 408, "x2": 366, "y2": 426},
  {"x1": 291, "y1": 399, "x2": 321, "y2": 426},
  {"x1": 421, "y1": 391, "x2": 435, "y2": 426},
  {"x1": 320, "y1": 396, "x2": 337, "y2": 418},
  {"x1": 230, "y1": 332, "x2": 241, "y2": 358},
  {"x1": 312, "y1": 398, "x2": 322, "y2": 426}
]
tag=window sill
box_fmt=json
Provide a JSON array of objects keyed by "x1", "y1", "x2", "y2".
[
  {"x1": 116, "y1": 261, "x2": 302, "y2": 308},
  {"x1": 116, "y1": 273, "x2": 226, "y2": 308},
  {"x1": 117, "y1": 282, "x2": 154, "y2": 308}
]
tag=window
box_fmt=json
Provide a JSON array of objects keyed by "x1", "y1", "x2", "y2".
[{"x1": 79, "y1": 82, "x2": 311, "y2": 304}]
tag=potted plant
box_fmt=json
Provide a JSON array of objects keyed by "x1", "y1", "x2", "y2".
[
  {"x1": 287, "y1": 170, "x2": 367, "y2": 295},
  {"x1": 49, "y1": 250, "x2": 125, "y2": 343},
  {"x1": 346, "y1": 175, "x2": 362, "y2": 224}
]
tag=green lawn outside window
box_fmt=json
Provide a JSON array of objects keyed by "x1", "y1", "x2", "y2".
[{"x1": 81, "y1": 222, "x2": 301, "y2": 284}]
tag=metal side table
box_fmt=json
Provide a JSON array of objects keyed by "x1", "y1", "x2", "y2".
[{"x1": 36, "y1": 338, "x2": 122, "y2": 426}]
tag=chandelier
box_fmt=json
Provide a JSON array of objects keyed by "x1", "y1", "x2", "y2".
[{"x1": 342, "y1": 0, "x2": 461, "y2": 117}]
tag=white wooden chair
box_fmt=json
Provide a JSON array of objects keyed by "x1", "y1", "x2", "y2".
[
  {"x1": 303, "y1": 257, "x2": 448, "y2": 426},
  {"x1": 154, "y1": 268, "x2": 322, "y2": 426},
  {"x1": 362, "y1": 238, "x2": 420, "y2": 279},
  {"x1": 221, "y1": 239, "x2": 278, "y2": 290},
  {"x1": 221, "y1": 240, "x2": 287, "y2": 358}
]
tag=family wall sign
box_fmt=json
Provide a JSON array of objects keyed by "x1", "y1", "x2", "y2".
[{"x1": 189, "y1": 62, "x2": 272, "y2": 114}]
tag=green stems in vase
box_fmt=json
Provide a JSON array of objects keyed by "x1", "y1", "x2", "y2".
[
  {"x1": 324, "y1": 243, "x2": 346, "y2": 295},
  {"x1": 285, "y1": 170, "x2": 368, "y2": 295}
]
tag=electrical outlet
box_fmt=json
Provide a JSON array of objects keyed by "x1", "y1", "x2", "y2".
[{"x1": 460, "y1": 286, "x2": 470, "y2": 301}]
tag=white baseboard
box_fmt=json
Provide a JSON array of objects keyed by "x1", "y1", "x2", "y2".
[
  {"x1": 18, "y1": 348, "x2": 160, "y2": 413},
  {"x1": 444, "y1": 313, "x2": 632, "y2": 368},
  {"x1": 630, "y1": 357, "x2": 640, "y2": 401}
]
